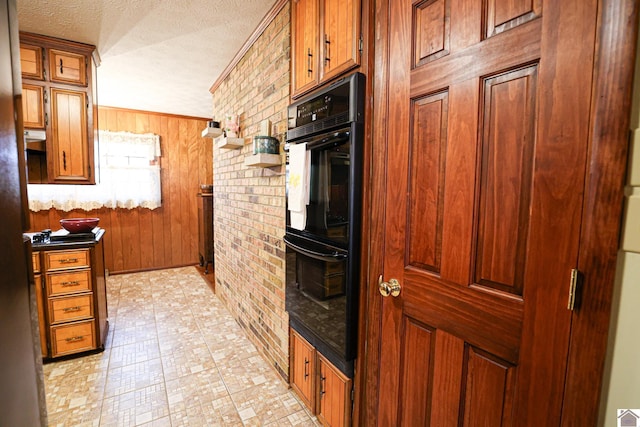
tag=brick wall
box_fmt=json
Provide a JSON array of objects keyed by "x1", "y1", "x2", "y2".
[{"x1": 210, "y1": 4, "x2": 290, "y2": 380}]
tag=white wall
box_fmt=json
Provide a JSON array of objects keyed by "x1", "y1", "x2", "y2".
[{"x1": 598, "y1": 27, "x2": 640, "y2": 427}]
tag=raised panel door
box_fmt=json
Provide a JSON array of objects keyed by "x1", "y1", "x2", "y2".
[
  {"x1": 49, "y1": 49, "x2": 87, "y2": 86},
  {"x1": 292, "y1": 0, "x2": 320, "y2": 97},
  {"x1": 318, "y1": 355, "x2": 351, "y2": 427},
  {"x1": 50, "y1": 88, "x2": 89, "y2": 182},
  {"x1": 290, "y1": 329, "x2": 316, "y2": 411},
  {"x1": 320, "y1": 0, "x2": 360, "y2": 83},
  {"x1": 376, "y1": 0, "x2": 601, "y2": 425},
  {"x1": 21, "y1": 84, "x2": 45, "y2": 129},
  {"x1": 19, "y1": 44, "x2": 43, "y2": 80}
]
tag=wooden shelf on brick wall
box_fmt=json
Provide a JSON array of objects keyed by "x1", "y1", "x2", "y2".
[
  {"x1": 201, "y1": 127, "x2": 223, "y2": 138},
  {"x1": 244, "y1": 153, "x2": 281, "y2": 168},
  {"x1": 215, "y1": 135, "x2": 244, "y2": 149}
]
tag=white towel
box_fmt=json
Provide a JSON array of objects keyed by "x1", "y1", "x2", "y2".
[{"x1": 288, "y1": 143, "x2": 310, "y2": 230}]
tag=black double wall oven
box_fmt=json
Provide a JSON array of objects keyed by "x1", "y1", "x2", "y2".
[{"x1": 285, "y1": 73, "x2": 364, "y2": 377}]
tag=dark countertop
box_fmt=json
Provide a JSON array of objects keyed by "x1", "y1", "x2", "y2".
[{"x1": 26, "y1": 228, "x2": 105, "y2": 250}]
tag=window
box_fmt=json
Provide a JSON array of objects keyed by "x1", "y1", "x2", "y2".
[{"x1": 28, "y1": 130, "x2": 162, "y2": 211}]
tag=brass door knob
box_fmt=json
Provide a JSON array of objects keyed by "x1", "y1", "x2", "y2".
[{"x1": 378, "y1": 276, "x2": 401, "y2": 297}]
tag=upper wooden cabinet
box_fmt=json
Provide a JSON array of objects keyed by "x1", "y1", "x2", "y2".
[
  {"x1": 21, "y1": 84, "x2": 45, "y2": 129},
  {"x1": 49, "y1": 49, "x2": 87, "y2": 86},
  {"x1": 291, "y1": 0, "x2": 361, "y2": 98},
  {"x1": 20, "y1": 32, "x2": 97, "y2": 184},
  {"x1": 50, "y1": 88, "x2": 89, "y2": 181},
  {"x1": 20, "y1": 44, "x2": 43, "y2": 80}
]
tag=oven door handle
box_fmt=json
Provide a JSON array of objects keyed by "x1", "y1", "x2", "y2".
[
  {"x1": 307, "y1": 131, "x2": 350, "y2": 150},
  {"x1": 284, "y1": 236, "x2": 347, "y2": 263}
]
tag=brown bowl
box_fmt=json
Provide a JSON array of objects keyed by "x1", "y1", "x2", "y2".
[{"x1": 60, "y1": 218, "x2": 100, "y2": 233}]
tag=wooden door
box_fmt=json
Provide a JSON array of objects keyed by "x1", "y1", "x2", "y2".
[
  {"x1": 50, "y1": 88, "x2": 88, "y2": 182},
  {"x1": 291, "y1": 0, "x2": 319, "y2": 97},
  {"x1": 318, "y1": 354, "x2": 352, "y2": 427},
  {"x1": 21, "y1": 84, "x2": 45, "y2": 129},
  {"x1": 320, "y1": 0, "x2": 360, "y2": 83},
  {"x1": 290, "y1": 329, "x2": 317, "y2": 411},
  {"x1": 19, "y1": 44, "x2": 42, "y2": 80},
  {"x1": 49, "y1": 49, "x2": 87, "y2": 86},
  {"x1": 376, "y1": 0, "x2": 606, "y2": 425}
]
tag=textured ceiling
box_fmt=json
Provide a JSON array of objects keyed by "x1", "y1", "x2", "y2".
[{"x1": 17, "y1": 0, "x2": 278, "y2": 118}]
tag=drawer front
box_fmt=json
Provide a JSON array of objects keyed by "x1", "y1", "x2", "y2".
[
  {"x1": 49, "y1": 294, "x2": 93, "y2": 324},
  {"x1": 51, "y1": 320, "x2": 95, "y2": 357},
  {"x1": 32, "y1": 252, "x2": 40, "y2": 273},
  {"x1": 47, "y1": 269, "x2": 91, "y2": 296},
  {"x1": 46, "y1": 249, "x2": 90, "y2": 270}
]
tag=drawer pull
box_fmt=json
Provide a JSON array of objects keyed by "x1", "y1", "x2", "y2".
[
  {"x1": 59, "y1": 258, "x2": 79, "y2": 264},
  {"x1": 61, "y1": 281, "x2": 81, "y2": 287},
  {"x1": 62, "y1": 306, "x2": 81, "y2": 313},
  {"x1": 65, "y1": 335, "x2": 85, "y2": 343}
]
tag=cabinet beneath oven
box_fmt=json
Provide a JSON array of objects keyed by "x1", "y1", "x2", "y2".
[{"x1": 290, "y1": 329, "x2": 352, "y2": 427}]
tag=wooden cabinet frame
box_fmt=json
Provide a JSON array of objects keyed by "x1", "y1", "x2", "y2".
[
  {"x1": 291, "y1": 0, "x2": 362, "y2": 98},
  {"x1": 20, "y1": 32, "x2": 97, "y2": 184},
  {"x1": 290, "y1": 328, "x2": 353, "y2": 426}
]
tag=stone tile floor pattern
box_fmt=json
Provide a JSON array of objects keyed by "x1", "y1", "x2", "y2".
[{"x1": 44, "y1": 267, "x2": 320, "y2": 427}]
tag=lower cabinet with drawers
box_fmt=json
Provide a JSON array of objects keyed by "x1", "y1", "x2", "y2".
[{"x1": 31, "y1": 229, "x2": 108, "y2": 359}]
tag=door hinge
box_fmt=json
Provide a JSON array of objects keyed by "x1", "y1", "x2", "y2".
[
  {"x1": 358, "y1": 34, "x2": 363, "y2": 54},
  {"x1": 351, "y1": 387, "x2": 355, "y2": 402},
  {"x1": 567, "y1": 268, "x2": 582, "y2": 311}
]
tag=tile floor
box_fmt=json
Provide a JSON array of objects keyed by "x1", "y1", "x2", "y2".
[{"x1": 44, "y1": 266, "x2": 319, "y2": 427}]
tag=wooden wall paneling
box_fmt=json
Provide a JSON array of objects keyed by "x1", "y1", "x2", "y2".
[
  {"x1": 95, "y1": 207, "x2": 113, "y2": 271},
  {"x1": 148, "y1": 113, "x2": 166, "y2": 269},
  {"x1": 181, "y1": 118, "x2": 195, "y2": 266},
  {"x1": 116, "y1": 110, "x2": 142, "y2": 272},
  {"x1": 159, "y1": 115, "x2": 173, "y2": 268},
  {"x1": 28, "y1": 106, "x2": 210, "y2": 274},
  {"x1": 135, "y1": 112, "x2": 155, "y2": 270},
  {"x1": 188, "y1": 119, "x2": 200, "y2": 263},
  {"x1": 168, "y1": 117, "x2": 183, "y2": 266},
  {"x1": 102, "y1": 108, "x2": 124, "y2": 272},
  {"x1": 182, "y1": 119, "x2": 195, "y2": 266}
]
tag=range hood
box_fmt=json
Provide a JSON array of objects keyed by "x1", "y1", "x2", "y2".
[{"x1": 24, "y1": 130, "x2": 46, "y2": 152}]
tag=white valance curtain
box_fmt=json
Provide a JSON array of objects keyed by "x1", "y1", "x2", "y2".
[{"x1": 28, "y1": 130, "x2": 162, "y2": 212}]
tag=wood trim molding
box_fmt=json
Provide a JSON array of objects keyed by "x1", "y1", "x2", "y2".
[
  {"x1": 98, "y1": 105, "x2": 210, "y2": 122},
  {"x1": 20, "y1": 31, "x2": 95, "y2": 53},
  {"x1": 353, "y1": 0, "x2": 375, "y2": 425},
  {"x1": 563, "y1": 0, "x2": 639, "y2": 424},
  {"x1": 209, "y1": 0, "x2": 288, "y2": 93},
  {"x1": 362, "y1": 0, "x2": 391, "y2": 425}
]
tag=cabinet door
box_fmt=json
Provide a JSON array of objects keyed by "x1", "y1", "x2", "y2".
[
  {"x1": 21, "y1": 84, "x2": 45, "y2": 129},
  {"x1": 20, "y1": 44, "x2": 43, "y2": 80},
  {"x1": 291, "y1": 0, "x2": 319, "y2": 97},
  {"x1": 50, "y1": 88, "x2": 90, "y2": 182},
  {"x1": 290, "y1": 330, "x2": 316, "y2": 411},
  {"x1": 49, "y1": 49, "x2": 87, "y2": 86},
  {"x1": 320, "y1": 0, "x2": 360, "y2": 83},
  {"x1": 318, "y1": 355, "x2": 351, "y2": 427}
]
